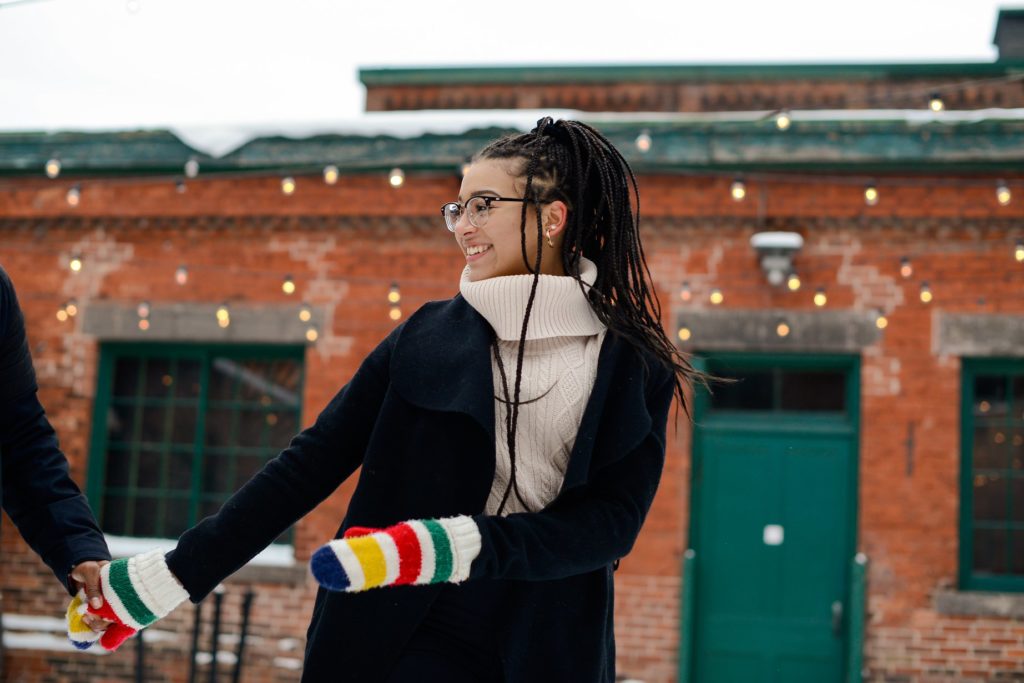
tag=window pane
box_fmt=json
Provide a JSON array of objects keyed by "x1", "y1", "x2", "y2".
[
  {"x1": 113, "y1": 357, "x2": 141, "y2": 398},
  {"x1": 708, "y1": 369, "x2": 773, "y2": 410},
  {"x1": 1012, "y1": 530, "x2": 1024, "y2": 575},
  {"x1": 270, "y1": 412, "x2": 299, "y2": 445},
  {"x1": 236, "y1": 410, "x2": 269, "y2": 448},
  {"x1": 973, "y1": 528, "x2": 1007, "y2": 575},
  {"x1": 168, "y1": 450, "x2": 193, "y2": 491},
  {"x1": 974, "y1": 375, "x2": 1008, "y2": 417},
  {"x1": 135, "y1": 449, "x2": 164, "y2": 490},
  {"x1": 132, "y1": 497, "x2": 159, "y2": 537},
  {"x1": 1014, "y1": 376, "x2": 1024, "y2": 420},
  {"x1": 102, "y1": 495, "x2": 129, "y2": 536},
  {"x1": 974, "y1": 425, "x2": 1009, "y2": 469},
  {"x1": 1011, "y1": 476, "x2": 1024, "y2": 523},
  {"x1": 105, "y1": 447, "x2": 131, "y2": 488},
  {"x1": 173, "y1": 360, "x2": 202, "y2": 400},
  {"x1": 1012, "y1": 427, "x2": 1024, "y2": 471},
  {"x1": 170, "y1": 406, "x2": 198, "y2": 446},
  {"x1": 235, "y1": 454, "x2": 267, "y2": 486},
  {"x1": 779, "y1": 371, "x2": 845, "y2": 412},
  {"x1": 973, "y1": 473, "x2": 1007, "y2": 521},
  {"x1": 107, "y1": 404, "x2": 136, "y2": 443},
  {"x1": 164, "y1": 498, "x2": 191, "y2": 538},
  {"x1": 202, "y1": 454, "x2": 233, "y2": 495},
  {"x1": 143, "y1": 358, "x2": 173, "y2": 398},
  {"x1": 139, "y1": 406, "x2": 167, "y2": 443},
  {"x1": 204, "y1": 408, "x2": 236, "y2": 447},
  {"x1": 208, "y1": 358, "x2": 239, "y2": 401}
]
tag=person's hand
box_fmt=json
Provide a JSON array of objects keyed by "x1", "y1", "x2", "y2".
[
  {"x1": 66, "y1": 550, "x2": 188, "y2": 651},
  {"x1": 70, "y1": 560, "x2": 113, "y2": 632},
  {"x1": 310, "y1": 516, "x2": 481, "y2": 593}
]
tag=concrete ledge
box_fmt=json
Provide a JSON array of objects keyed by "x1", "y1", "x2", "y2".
[
  {"x1": 939, "y1": 313, "x2": 1024, "y2": 357},
  {"x1": 934, "y1": 589, "x2": 1024, "y2": 618},
  {"x1": 82, "y1": 301, "x2": 325, "y2": 344},
  {"x1": 675, "y1": 308, "x2": 880, "y2": 353}
]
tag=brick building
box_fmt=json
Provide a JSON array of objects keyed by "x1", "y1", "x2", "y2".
[{"x1": 2, "y1": 8, "x2": 1024, "y2": 683}]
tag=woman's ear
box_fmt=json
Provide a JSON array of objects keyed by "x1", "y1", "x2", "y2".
[{"x1": 543, "y1": 200, "x2": 569, "y2": 239}]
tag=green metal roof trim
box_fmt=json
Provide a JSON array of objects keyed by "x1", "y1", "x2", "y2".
[
  {"x1": 359, "y1": 61, "x2": 1024, "y2": 86},
  {"x1": 2, "y1": 119, "x2": 1024, "y2": 177}
]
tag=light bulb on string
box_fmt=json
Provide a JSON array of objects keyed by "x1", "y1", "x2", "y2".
[
  {"x1": 64, "y1": 299, "x2": 78, "y2": 317},
  {"x1": 305, "y1": 325, "x2": 319, "y2": 343},
  {"x1": 864, "y1": 184, "x2": 879, "y2": 206},
  {"x1": 679, "y1": 281, "x2": 692, "y2": 302},
  {"x1": 45, "y1": 158, "x2": 61, "y2": 179},
  {"x1": 635, "y1": 131, "x2": 652, "y2": 153},
  {"x1": 298, "y1": 303, "x2": 312, "y2": 323},
  {"x1": 928, "y1": 92, "x2": 944, "y2": 112},
  {"x1": 175, "y1": 179, "x2": 186, "y2": 194},
  {"x1": 677, "y1": 324, "x2": 692, "y2": 342},
  {"x1": 66, "y1": 185, "x2": 81, "y2": 207},
  {"x1": 389, "y1": 306, "x2": 402, "y2": 321},
  {"x1": 730, "y1": 178, "x2": 747, "y2": 202},
  {"x1": 813, "y1": 287, "x2": 827, "y2": 307},
  {"x1": 137, "y1": 301, "x2": 150, "y2": 319},
  {"x1": 387, "y1": 282, "x2": 401, "y2": 304},
  {"x1": 138, "y1": 318, "x2": 150, "y2": 331},
  {"x1": 900, "y1": 256, "x2": 913, "y2": 279},
  {"x1": 216, "y1": 303, "x2": 230, "y2": 328},
  {"x1": 997, "y1": 181, "x2": 1011, "y2": 206},
  {"x1": 282, "y1": 274, "x2": 296, "y2": 295},
  {"x1": 323, "y1": 165, "x2": 339, "y2": 185},
  {"x1": 776, "y1": 319, "x2": 791, "y2": 338},
  {"x1": 919, "y1": 281, "x2": 933, "y2": 304},
  {"x1": 786, "y1": 272, "x2": 801, "y2": 292},
  {"x1": 175, "y1": 265, "x2": 188, "y2": 285},
  {"x1": 1015, "y1": 239, "x2": 1024, "y2": 263},
  {"x1": 56, "y1": 308, "x2": 69, "y2": 322},
  {"x1": 709, "y1": 288, "x2": 724, "y2": 305},
  {"x1": 774, "y1": 110, "x2": 792, "y2": 131},
  {"x1": 184, "y1": 157, "x2": 199, "y2": 179},
  {"x1": 69, "y1": 254, "x2": 83, "y2": 272},
  {"x1": 281, "y1": 176, "x2": 296, "y2": 195},
  {"x1": 388, "y1": 168, "x2": 405, "y2": 188},
  {"x1": 875, "y1": 310, "x2": 889, "y2": 329}
]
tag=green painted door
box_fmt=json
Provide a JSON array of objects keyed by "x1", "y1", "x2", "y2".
[{"x1": 687, "y1": 354, "x2": 859, "y2": 683}]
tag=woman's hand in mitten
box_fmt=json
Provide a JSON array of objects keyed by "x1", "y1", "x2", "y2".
[
  {"x1": 310, "y1": 516, "x2": 481, "y2": 593},
  {"x1": 66, "y1": 549, "x2": 189, "y2": 651}
]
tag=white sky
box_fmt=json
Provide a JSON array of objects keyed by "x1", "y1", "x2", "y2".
[{"x1": 0, "y1": 0, "x2": 1017, "y2": 131}]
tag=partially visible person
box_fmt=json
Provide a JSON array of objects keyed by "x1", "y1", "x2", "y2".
[{"x1": 0, "y1": 264, "x2": 111, "y2": 633}]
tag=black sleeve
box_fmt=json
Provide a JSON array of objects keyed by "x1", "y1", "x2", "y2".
[
  {"x1": 468, "y1": 365, "x2": 675, "y2": 581},
  {"x1": 165, "y1": 326, "x2": 398, "y2": 601},
  {"x1": 0, "y1": 266, "x2": 111, "y2": 595}
]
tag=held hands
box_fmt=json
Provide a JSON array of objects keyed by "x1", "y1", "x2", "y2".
[
  {"x1": 310, "y1": 516, "x2": 481, "y2": 593},
  {"x1": 66, "y1": 549, "x2": 189, "y2": 652}
]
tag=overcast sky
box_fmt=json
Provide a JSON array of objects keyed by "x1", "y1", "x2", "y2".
[{"x1": 0, "y1": 0, "x2": 1016, "y2": 131}]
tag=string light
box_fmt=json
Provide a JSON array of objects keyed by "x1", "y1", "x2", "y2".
[
  {"x1": 388, "y1": 168, "x2": 405, "y2": 188},
  {"x1": 45, "y1": 158, "x2": 61, "y2": 179},
  {"x1": 175, "y1": 265, "x2": 188, "y2": 285},
  {"x1": 298, "y1": 303, "x2": 312, "y2": 322},
  {"x1": 175, "y1": 179, "x2": 186, "y2": 194},
  {"x1": 305, "y1": 325, "x2": 319, "y2": 343},
  {"x1": 929, "y1": 92, "x2": 945, "y2": 112},
  {"x1": 679, "y1": 281, "x2": 692, "y2": 302},
  {"x1": 387, "y1": 282, "x2": 401, "y2": 304},
  {"x1": 69, "y1": 254, "x2": 83, "y2": 272},
  {"x1": 919, "y1": 281, "x2": 933, "y2": 303},
  {"x1": 138, "y1": 318, "x2": 150, "y2": 331},
  {"x1": 774, "y1": 110, "x2": 792, "y2": 131},
  {"x1": 709, "y1": 288, "x2": 724, "y2": 305},
  {"x1": 389, "y1": 306, "x2": 402, "y2": 321},
  {"x1": 776, "y1": 319, "x2": 791, "y2": 337},
  {"x1": 136, "y1": 301, "x2": 150, "y2": 319},
  {"x1": 875, "y1": 310, "x2": 888, "y2": 329},
  {"x1": 323, "y1": 165, "x2": 339, "y2": 185},
  {"x1": 864, "y1": 184, "x2": 879, "y2": 206},
  {"x1": 66, "y1": 184, "x2": 81, "y2": 207},
  {"x1": 64, "y1": 299, "x2": 78, "y2": 317},
  {"x1": 730, "y1": 178, "x2": 747, "y2": 201},
  {"x1": 786, "y1": 272, "x2": 801, "y2": 291},
  {"x1": 635, "y1": 131, "x2": 652, "y2": 153},
  {"x1": 900, "y1": 256, "x2": 913, "y2": 279},
  {"x1": 56, "y1": 308, "x2": 69, "y2": 322},
  {"x1": 281, "y1": 176, "x2": 296, "y2": 195},
  {"x1": 216, "y1": 303, "x2": 230, "y2": 328},
  {"x1": 1014, "y1": 239, "x2": 1024, "y2": 263},
  {"x1": 184, "y1": 157, "x2": 199, "y2": 179},
  {"x1": 282, "y1": 274, "x2": 296, "y2": 295},
  {"x1": 997, "y1": 181, "x2": 1012, "y2": 206},
  {"x1": 813, "y1": 287, "x2": 827, "y2": 307},
  {"x1": 677, "y1": 324, "x2": 691, "y2": 342}
]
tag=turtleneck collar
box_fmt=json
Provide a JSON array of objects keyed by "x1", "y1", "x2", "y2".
[{"x1": 459, "y1": 257, "x2": 605, "y2": 341}]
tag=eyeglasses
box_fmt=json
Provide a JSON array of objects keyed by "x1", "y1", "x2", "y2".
[{"x1": 440, "y1": 195, "x2": 529, "y2": 232}]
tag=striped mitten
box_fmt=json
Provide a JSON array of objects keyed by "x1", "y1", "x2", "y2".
[
  {"x1": 66, "y1": 549, "x2": 189, "y2": 651},
  {"x1": 310, "y1": 516, "x2": 481, "y2": 593}
]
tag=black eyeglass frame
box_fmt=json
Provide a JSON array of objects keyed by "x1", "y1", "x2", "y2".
[{"x1": 440, "y1": 195, "x2": 531, "y2": 232}]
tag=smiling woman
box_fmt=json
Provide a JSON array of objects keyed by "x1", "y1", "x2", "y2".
[{"x1": 70, "y1": 117, "x2": 712, "y2": 683}]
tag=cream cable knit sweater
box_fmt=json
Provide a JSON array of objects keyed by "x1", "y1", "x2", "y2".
[{"x1": 460, "y1": 258, "x2": 607, "y2": 516}]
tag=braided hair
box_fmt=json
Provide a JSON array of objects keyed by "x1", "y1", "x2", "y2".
[{"x1": 478, "y1": 117, "x2": 713, "y2": 515}]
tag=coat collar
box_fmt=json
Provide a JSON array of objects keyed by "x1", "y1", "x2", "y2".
[{"x1": 389, "y1": 295, "x2": 657, "y2": 493}]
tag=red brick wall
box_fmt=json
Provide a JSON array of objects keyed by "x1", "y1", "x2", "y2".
[{"x1": 2, "y1": 171, "x2": 1024, "y2": 682}]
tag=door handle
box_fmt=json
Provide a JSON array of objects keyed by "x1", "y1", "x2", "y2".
[{"x1": 831, "y1": 600, "x2": 843, "y2": 635}]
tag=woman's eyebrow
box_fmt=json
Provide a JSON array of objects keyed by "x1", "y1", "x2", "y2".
[{"x1": 457, "y1": 188, "x2": 502, "y2": 203}]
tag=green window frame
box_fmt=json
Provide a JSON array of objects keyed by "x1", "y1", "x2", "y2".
[
  {"x1": 86, "y1": 343, "x2": 305, "y2": 545},
  {"x1": 959, "y1": 358, "x2": 1024, "y2": 592}
]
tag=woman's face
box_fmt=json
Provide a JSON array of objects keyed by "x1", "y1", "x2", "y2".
[{"x1": 454, "y1": 158, "x2": 565, "y2": 282}]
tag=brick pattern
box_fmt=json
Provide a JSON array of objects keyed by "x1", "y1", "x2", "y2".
[{"x1": 1, "y1": 169, "x2": 1023, "y2": 682}]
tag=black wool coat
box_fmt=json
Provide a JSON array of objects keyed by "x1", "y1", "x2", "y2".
[
  {"x1": 166, "y1": 294, "x2": 675, "y2": 683},
  {"x1": 0, "y1": 265, "x2": 111, "y2": 593}
]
